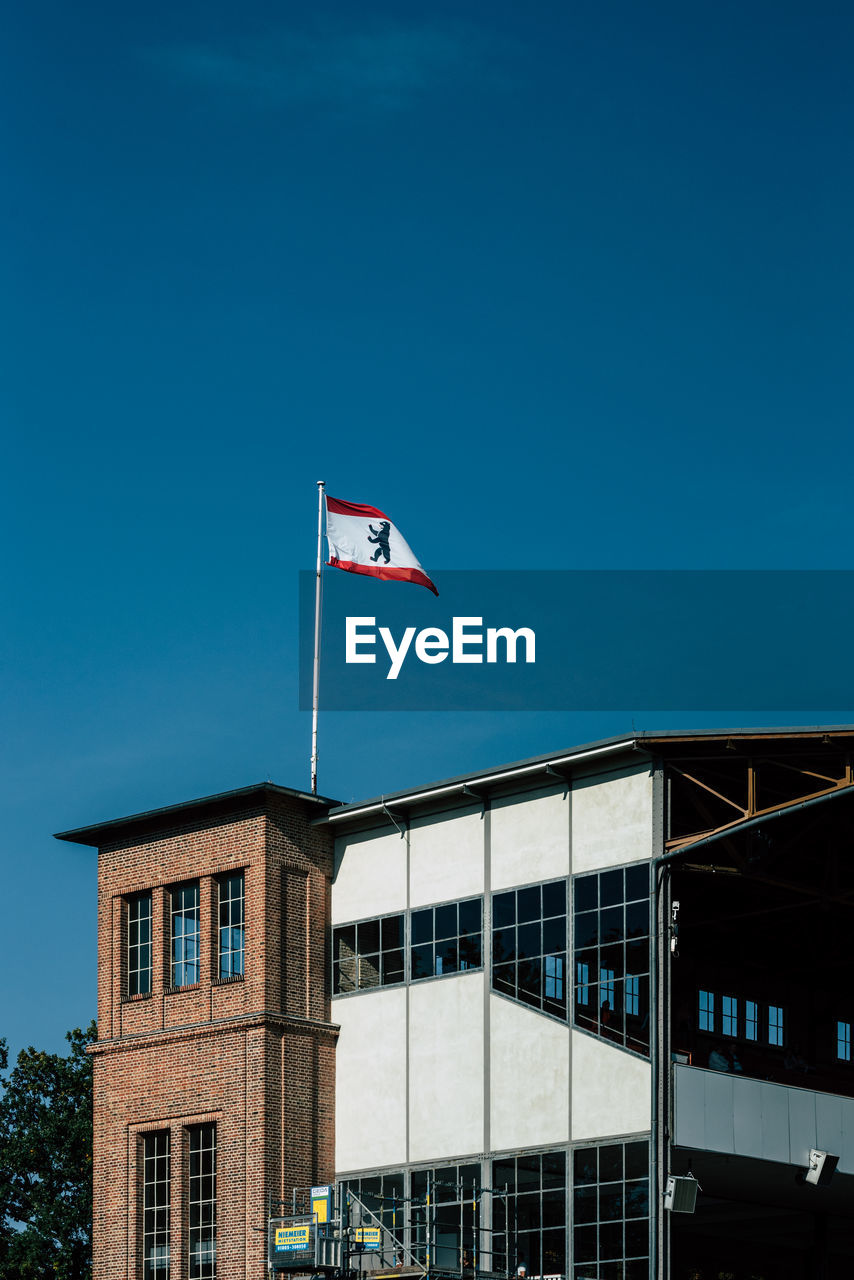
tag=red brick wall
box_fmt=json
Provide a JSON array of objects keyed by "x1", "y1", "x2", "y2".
[{"x1": 90, "y1": 791, "x2": 337, "y2": 1280}]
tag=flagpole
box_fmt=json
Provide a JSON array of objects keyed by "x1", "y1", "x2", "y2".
[{"x1": 310, "y1": 480, "x2": 325, "y2": 794}]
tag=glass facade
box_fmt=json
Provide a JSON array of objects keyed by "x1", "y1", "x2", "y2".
[
  {"x1": 573, "y1": 865, "x2": 650, "y2": 1054},
  {"x1": 411, "y1": 898, "x2": 482, "y2": 980},
  {"x1": 572, "y1": 1140, "x2": 650, "y2": 1280},
  {"x1": 333, "y1": 914, "x2": 405, "y2": 992},
  {"x1": 492, "y1": 1152, "x2": 566, "y2": 1278},
  {"x1": 492, "y1": 881, "x2": 568, "y2": 1019}
]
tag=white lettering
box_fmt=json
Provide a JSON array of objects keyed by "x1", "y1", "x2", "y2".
[
  {"x1": 486, "y1": 626, "x2": 536, "y2": 664},
  {"x1": 344, "y1": 617, "x2": 536, "y2": 678},
  {"x1": 346, "y1": 617, "x2": 376, "y2": 663},
  {"x1": 414, "y1": 628, "x2": 449, "y2": 664},
  {"x1": 379, "y1": 626, "x2": 416, "y2": 680},
  {"x1": 453, "y1": 616, "x2": 483, "y2": 664}
]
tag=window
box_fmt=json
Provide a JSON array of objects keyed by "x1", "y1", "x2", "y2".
[
  {"x1": 188, "y1": 1124, "x2": 216, "y2": 1279},
  {"x1": 412, "y1": 898, "x2": 482, "y2": 981},
  {"x1": 411, "y1": 1164, "x2": 482, "y2": 1270},
  {"x1": 493, "y1": 880, "x2": 567, "y2": 1018},
  {"x1": 572, "y1": 1140, "x2": 649, "y2": 1280},
  {"x1": 129, "y1": 894, "x2": 152, "y2": 996},
  {"x1": 492, "y1": 1151, "x2": 565, "y2": 1278},
  {"x1": 143, "y1": 1131, "x2": 170, "y2": 1278},
  {"x1": 697, "y1": 990, "x2": 786, "y2": 1049},
  {"x1": 344, "y1": 1170, "x2": 406, "y2": 1239},
  {"x1": 745, "y1": 999, "x2": 759, "y2": 1041},
  {"x1": 171, "y1": 883, "x2": 200, "y2": 988},
  {"x1": 333, "y1": 915, "x2": 404, "y2": 993},
  {"x1": 698, "y1": 990, "x2": 714, "y2": 1033},
  {"x1": 573, "y1": 865, "x2": 650, "y2": 1053},
  {"x1": 837, "y1": 1021, "x2": 851, "y2": 1062},
  {"x1": 218, "y1": 873, "x2": 244, "y2": 979}
]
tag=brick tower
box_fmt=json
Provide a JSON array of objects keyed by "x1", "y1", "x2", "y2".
[{"x1": 57, "y1": 782, "x2": 337, "y2": 1280}]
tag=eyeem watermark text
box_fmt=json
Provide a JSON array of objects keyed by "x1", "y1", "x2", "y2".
[{"x1": 346, "y1": 616, "x2": 537, "y2": 680}]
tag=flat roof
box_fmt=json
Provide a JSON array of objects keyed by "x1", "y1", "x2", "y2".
[{"x1": 55, "y1": 781, "x2": 338, "y2": 848}]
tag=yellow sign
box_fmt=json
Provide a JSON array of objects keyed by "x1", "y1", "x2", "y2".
[
  {"x1": 275, "y1": 1225, "x2": 312, "y2": 1251},
  {"x1": 354, "y1": 1227, "x2": 382, "y2": 1249},
  {"x1": 311, "y1": 1186, "x2": 331, "y2": 1224}
]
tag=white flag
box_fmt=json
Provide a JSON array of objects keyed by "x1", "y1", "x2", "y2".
[{"x1": 325, "y1": 496, "x2": 438, "y2": 595}]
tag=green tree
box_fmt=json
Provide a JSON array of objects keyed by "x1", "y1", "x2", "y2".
[{"x1": 0, "y1": 1022, "x2": 95, "y2": 1280}]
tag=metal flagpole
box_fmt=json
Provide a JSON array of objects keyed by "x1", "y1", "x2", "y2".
[{"x1": 310, "y1": 480, "x2": 325, "y2": 794}]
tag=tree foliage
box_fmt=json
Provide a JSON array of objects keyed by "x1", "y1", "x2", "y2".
[{"x1": 0, "y1": 1023, "x2": 95, "y2": 1280}]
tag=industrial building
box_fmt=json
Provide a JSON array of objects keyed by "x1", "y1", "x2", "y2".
[{"x1": 58, "y1": 727, "x2": 854, "y2": 1279}]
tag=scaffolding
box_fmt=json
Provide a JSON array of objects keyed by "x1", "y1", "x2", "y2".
[{"x1": 268, "y1": 1178, "x2": 520, "y2": 1280}]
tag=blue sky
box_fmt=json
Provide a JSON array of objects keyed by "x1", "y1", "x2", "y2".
[{"x1": 3, "y1": 0, "x2": 854, "y2": 1060}]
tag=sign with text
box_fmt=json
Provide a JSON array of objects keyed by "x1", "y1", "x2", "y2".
[{"x1": 300, "y1": 570, "x2": 854, "y2": 710}]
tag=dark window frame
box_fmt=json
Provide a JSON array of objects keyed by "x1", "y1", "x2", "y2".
[{"x1": 492, "y1": 878, "x2": 568, "y2": 1020}]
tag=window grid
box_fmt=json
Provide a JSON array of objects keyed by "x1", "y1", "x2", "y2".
[
  {"x1": 333, "y1": 914, "x2": 405, "y2": 993},
  {"x1": 493, "y1": 880, "x2": 567, "y2": 1019},
  {"x1": 143, "y1": 1131, "x2": 170, "y2": 1279},
  {"x1": 492, "y1": 1151, "x2": 566, "y2": 1279},
  {"x1": 768, "y1": 1005, "x2": 784, "y2": 1047},
  {"x1": 572, "y1": 1140, "x2": 650, "y2": 1280},
  {"x1": 573, "y1": 865, "x2": 650, "y2": 1054},
  {"x1": 837, "y1": 1021, "x2": 851, "y2": 1062},
  {"x1": 188, "y1": 1124, "x2": 216, "y2": 1279},
  {"x1": 722, "y1": 995, "x2": 738, "y2": 1038},
  {"x1": 411, "y1": 1164, "x2": 482, "y2": 1268},
  {"x1": 218, "y1": 874, "x2": 245, "y2": 979},
  {"x1": 412, "y1": 898, "x2": 483, "y2": 982},
  {"x1": 698, "y1": 990, "x2": 714, "y2": 1033},
  {"x1": 171, "y1": 883, "x2": 200, "y2": 988},
  {"x1": 129, "y1": 894, "x2": 152, "y2": 996}
]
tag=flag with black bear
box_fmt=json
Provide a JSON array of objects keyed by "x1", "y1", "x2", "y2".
[{"x1": 325, "y1": 495, "x2": 438, "y2": 595}]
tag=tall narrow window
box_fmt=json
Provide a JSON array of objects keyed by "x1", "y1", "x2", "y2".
[
  {"x1": 143, "y1": 1131, "x2": 170, "y2": 1278},
  {"x1": 768, "y1": 1005, "x2": 784, "y2": 1047},
  {"x1": 573, "y1": 1140, "x2": 649, "y2": 1279},
  {"x1": 838, "y1": 1021, "x2": 851, "y2": 1062},
  {"x1": 722, "y1": 995, "x2": 738, "y2": 1038},
  {"x1": 218, "y1": 874, "x2": 244, "y2": 979},
  {"x1": 698, "y1": 990, "x2": 715, "y2": 1033},
  {"x1": 188, "y1": 1124, "x2": 216, "y2": 1279},
  {"x1": 745, "y1": 1000, "x2": 758, "y2": 1041},
  {"x1": 171, "y1": 883, "x2": 200, "y2": 987},
  {"x1": 129, "y1": 894, "x2": 152, "y2": 996}
]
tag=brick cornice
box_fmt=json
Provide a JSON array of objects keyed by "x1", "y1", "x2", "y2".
[{"x1": 88, "y1": 1010, "x2": 340, "y2": 1055}]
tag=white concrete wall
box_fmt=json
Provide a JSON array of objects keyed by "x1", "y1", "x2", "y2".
[
  {"x1": 409, "y1": 806, "x2": 484, "y2": 909},
  {"x1": 571, "y1": 1030, "x2": 651, "y2": 1140},
  {"x1": 408, "y1": 973, "x2": 485, "y2": 1162},
  {"x1": 490, "y1": 786, "x2": 569, "y2": 892},
  {"x1": 490, "y1": 994, "x2": 569, "y2": 1151},
  {"x1": 571, "y1": 764, "x2": 653, "y2": 873},
  {"x1": 335, "y1": 987, "x2": 408, "y2": 1171},
  {"x1": 333, "y1": 826, "x2": 407, "y2": 925}
]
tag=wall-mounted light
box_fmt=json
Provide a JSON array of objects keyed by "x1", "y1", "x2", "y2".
[
  {"x1": 664, "y1": 1173, "x2": 699, "y2": 1213},
  {"x1": 804, "y1": 1149, "x2": 838, "y2": 1187}
]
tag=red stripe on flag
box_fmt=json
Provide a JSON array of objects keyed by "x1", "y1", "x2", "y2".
[
  {"x1": 326, "y1": 496, "x2": 391, "y2": 520},
  {"x1": 327, "y1": 558, "x2": 439, "y2": 596}
]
